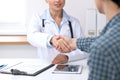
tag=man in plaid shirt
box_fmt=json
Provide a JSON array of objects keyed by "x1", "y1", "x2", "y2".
[
  {"x1": 54, "y1": 0, "x2": 120, "y2": 80},
  {"x1": 76, "y1": 13, "x2": 120, "y2": 80}
]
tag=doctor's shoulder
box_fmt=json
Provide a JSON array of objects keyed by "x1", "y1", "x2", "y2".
[{"x1": 69, "y1": 15, "x2": 80, "y2": 23}]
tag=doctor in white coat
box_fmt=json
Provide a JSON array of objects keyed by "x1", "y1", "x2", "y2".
[{"x1": 27, "y1": 0, "x2": 88, "y2": 64}]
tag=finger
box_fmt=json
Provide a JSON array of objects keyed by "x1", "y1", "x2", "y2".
[
  {"x1": 52, "y1": 58, "x2": 62, "y2": 64},
  {"x1": 55, "y1": 46, "x2": 68, "y2": 53},
  {"x1": 58, "y1": 39, "x2": 72, "y2": 52},
  {"x1": 54, "y1": 38, "x2": 72, "y2": 53},
  {"x1": 52, "y1": 60, "x2": 57, "y2": 64},
  {"x1": 52, "y1": 54, "x2": 67, "y2": 64}
]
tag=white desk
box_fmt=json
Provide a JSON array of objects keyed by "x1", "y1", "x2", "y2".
[{"x1": 0, "y1": 58, "x2": 88, "y2": 80}]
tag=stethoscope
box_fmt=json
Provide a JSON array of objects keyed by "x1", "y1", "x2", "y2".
[{"x1": 42, "y1": 19, "x2": 74, "y2": 38}]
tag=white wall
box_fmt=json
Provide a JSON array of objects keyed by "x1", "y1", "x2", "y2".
[
  {"x1": 64, "y1": 0, "x2": 96, "y2": 33},
  {"x1": 0, "y1": 0, "x2": 106, "y2": 58}
]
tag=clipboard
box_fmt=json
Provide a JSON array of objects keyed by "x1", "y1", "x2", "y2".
[{"x1": 0, "y1": 62, "x2": 54, "y2": 76}]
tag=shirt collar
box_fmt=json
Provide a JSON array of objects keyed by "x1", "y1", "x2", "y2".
[
  {"x1": 107, "y1": 13, "x2": 120, "y2": 28},
  {"x1": 40, "y1": 8, "x2": 70, "y2": 23},
  {"x1": 100, "y1": 13, "x2": 120, "y2": 35}
]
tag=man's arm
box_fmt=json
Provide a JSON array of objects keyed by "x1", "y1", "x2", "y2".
[{"x1": 76, "y1": 37, "x2": 96, "y2": 52}]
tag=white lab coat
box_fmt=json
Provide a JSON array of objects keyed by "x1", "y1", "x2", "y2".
[{"x1": 27, "y1": 9, "x2": 88, "y2": 63}]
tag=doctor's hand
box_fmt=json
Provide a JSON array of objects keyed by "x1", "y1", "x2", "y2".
[
  {"x1": 50, "y1": 35, "x2": 72, "y2": 53},
  {"x1": 52, "y1": 54, "x2": 68, "y2": 64},
  {"x1": 55, "y1": 35, "x2": 77, "y2": 53}
]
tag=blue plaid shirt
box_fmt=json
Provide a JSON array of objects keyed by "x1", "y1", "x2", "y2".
[{"x1": 77, "y1": 13, "x2": 120, "y2": 80}]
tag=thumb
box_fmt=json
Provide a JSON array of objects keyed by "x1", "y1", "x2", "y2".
[{"x1": 55, "y1": 35, "x2": 61, "y2": 40}]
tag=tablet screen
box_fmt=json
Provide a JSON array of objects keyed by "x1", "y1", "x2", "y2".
[{"x1": 52, "y1": 64, "x2": 82, "y2": 74}]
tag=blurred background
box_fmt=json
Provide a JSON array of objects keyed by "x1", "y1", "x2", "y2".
[{"x1": 0, "y1": 0, "x2": 106, "y2": 58}]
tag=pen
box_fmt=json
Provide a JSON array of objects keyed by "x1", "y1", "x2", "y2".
[
  {"x1": 0, "y1": 65, "x2": 4, "y2": 67},
  {"x1": 0, "y1": 71, "x2": 12, "y2": 74},
  {"x1": 0, "y1": 64, "x2": 7, "y2": 70},
  {"x1": 32, "y1": 64, "x2": 55, "y2": 76}
]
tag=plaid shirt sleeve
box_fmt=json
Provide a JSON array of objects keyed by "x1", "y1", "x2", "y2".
[{"x1": 76, "y1": 37, "x2": 96, "y2": 52}]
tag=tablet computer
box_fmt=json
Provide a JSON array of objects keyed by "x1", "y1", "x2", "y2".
[{"x1": 52, "y1": 64, "x2": 82, "y2": 74}]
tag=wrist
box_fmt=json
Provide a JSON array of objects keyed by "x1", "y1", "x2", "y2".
[
  {"x1": 64, "y1": 55, "x2": 69, "y2": 63},
  {"x1": 71, "y1": 38, "x2": 77, "y2": 49},
  {"x1": 50, "y1": 36, "x2": 55, "y2": 46}
]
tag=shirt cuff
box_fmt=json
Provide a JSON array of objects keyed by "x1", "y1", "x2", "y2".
[
  {"x1": 47, "y1": 35, "x2": 54, "y2": 47},
  {"x1": 64, "y1": 53, "x2": 71, "y2": 62}
]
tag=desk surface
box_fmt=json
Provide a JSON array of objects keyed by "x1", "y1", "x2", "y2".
[{"x1": 0, "y1": 58, "x2": 88, "y2": 80}]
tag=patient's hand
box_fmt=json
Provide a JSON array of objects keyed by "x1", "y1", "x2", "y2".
[{"x1": 52, "y1": 54, "x2": 68, "y2": 64}]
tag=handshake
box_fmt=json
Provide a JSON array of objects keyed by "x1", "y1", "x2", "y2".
[{"x1": 50, "y1": 35, "x2": 77, "y2": 53}]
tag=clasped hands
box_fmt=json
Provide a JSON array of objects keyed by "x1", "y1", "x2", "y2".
[
  {"x1": 50, "y1": 35, "x2": 77, "y2": 64},
  {"x1": 50, "y1": 35, "x2": 76, "y2": 53}
]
